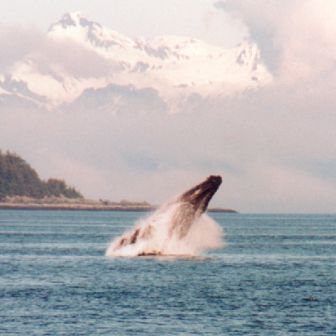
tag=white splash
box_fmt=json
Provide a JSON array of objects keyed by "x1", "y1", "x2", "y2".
[{"x1": 105, "y1": 201, "x2": 224, "y2": 257}]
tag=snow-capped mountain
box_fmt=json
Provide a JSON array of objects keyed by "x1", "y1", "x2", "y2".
[{"x1": 0, "y1": 12, "x2": 272, "y2": 111}]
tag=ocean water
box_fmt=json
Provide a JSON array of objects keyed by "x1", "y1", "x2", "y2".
[{"x1": 0, "y1": 210, "x2": 335, "y2": 335}]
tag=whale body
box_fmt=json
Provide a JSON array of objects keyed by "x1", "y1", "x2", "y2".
[{"x1": 106, "y1": 175, "x2": 222, "y2": 257}]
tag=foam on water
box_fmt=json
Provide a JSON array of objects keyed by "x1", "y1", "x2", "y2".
[{"x1": 105, "y1": 202, "x2": 223, "y2": 257}]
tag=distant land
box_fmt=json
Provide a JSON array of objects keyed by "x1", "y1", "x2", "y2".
[
  {"x1": 0, "y1": 151, "x2": 237, "y2": 213},
  {"x1": 0, "y1": 151, "x2": 82, "y2": 200}
]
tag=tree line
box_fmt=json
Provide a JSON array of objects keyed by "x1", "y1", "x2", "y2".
[{"x1": 0, "y1": 151, "x2": 82, "y2": 200}]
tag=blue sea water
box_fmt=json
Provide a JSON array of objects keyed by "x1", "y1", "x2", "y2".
[{"x1": 0, "y1": 210, "x2": 335, "y2": 335}]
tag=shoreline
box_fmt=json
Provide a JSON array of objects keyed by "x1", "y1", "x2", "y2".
[{"x1": 0, "y1": 203, "x2": 237, "y2": 213}]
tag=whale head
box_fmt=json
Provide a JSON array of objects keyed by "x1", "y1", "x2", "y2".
[
  {"x1": 168, "y1": 175, "x2": 222, "y2": 238},
  {"x1": 179, "y1": 175, "x2": 222, "y2": 214}
]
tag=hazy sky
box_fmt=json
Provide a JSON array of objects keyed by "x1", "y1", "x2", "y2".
[{"x1": 1, "y1": 1, "x2": 336, "y2": 213}]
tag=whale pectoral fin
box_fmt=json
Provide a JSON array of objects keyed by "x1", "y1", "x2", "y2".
[{"x1": 130, "y1": 228, "x2": 140, "y2": 244}]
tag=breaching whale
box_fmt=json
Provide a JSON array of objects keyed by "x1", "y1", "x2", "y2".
[{"x1": 105, "y1": 175, "x2": 222, "y2": 257}]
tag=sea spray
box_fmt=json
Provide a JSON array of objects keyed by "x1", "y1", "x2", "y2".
[{"x1": 106, "y1": 175, "x2": 224, "y2": 257}]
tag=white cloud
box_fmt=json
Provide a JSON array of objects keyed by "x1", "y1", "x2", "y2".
[
  {"x1": 216, "y1": 0, "x2": 336, "y2": 81},
  {"x1": 0, "y1": 26, "x2": 44, "y2": 72},
  {"x1": 0, "y1": 26, "x2": 117, "y2": 78}
]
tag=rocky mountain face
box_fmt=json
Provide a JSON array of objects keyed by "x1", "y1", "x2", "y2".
[{"x1": 0, "y1": 12, "x2": 272, "y2": 112}]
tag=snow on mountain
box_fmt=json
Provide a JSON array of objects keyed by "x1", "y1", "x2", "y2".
[
  {"x1": 49, "y1": 12, "x2": 136, "y2": 51},
  {"x1": 0, "y1": 12, "x2": 273, "y2": 111}
]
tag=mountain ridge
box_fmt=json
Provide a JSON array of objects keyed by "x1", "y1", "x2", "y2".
[{"x1": 0, "y1": 12, "x2": 272, "y2": 112}]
